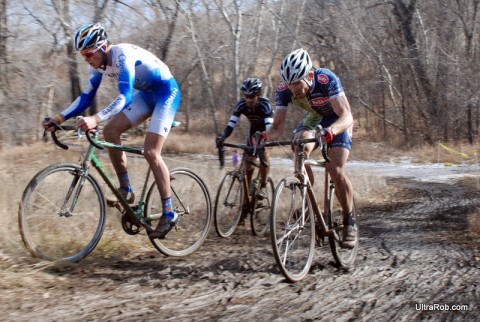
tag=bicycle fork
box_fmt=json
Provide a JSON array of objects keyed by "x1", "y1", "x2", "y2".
[{"x1": 58, "y1": 163, "x2": 90, "y2": 217}]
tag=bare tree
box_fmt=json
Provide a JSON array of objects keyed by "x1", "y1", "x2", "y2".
[
  {"x1": 451, "y1": 0, "x2": 480, "y2": 143},
  {"x1": 0, "y1": 0, "x2": 8, "y2": 97},
  {"x1": 214, "y1": 0, "x2": 242, "y2": 100},
  {"x1": 176, "y1": 0, "x2": 220, "y2": 133},
  {"x1": 2, "y1": 0, "x2": 480, "y2": 146}
]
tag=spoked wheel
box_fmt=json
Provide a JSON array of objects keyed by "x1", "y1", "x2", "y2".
[
  {"x1": 251, "y1": 177, "x2": 274, "y2": 237},
  {"x1": 18, "y1": 163, "x2": 106, "y2": 262},
  {"x1": 145, "y1": 168, "x2": 212, "y2": 257},
  {"x1": 270, "y1": 177, "x2": 315, "y2": 283},
  {"x1": 213, "y1": 171, "x2": 244, "y2": 237},
  {"x1": 328, "y1": 184, "x2": 358, "y2": 268}
]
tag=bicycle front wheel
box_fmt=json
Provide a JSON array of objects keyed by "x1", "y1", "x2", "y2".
[
  {"x1": 328, "y1": 186, "x2": 358, "y2": 268},
  {"x1": 270, "y1": 177, "x2": 315, "y2": 282},
  {"x1": 214, "y1": 171, "x2": 244, "y2": 237},
  {"x1": 145, "y1": 168, "x2": 212, "y2": 257},
  {"x1": 251, "y1": 177, "x2": 274, "y2": 237},
  {"x1": 18, "y1": 163, "x2": 106, "y2": 262}
]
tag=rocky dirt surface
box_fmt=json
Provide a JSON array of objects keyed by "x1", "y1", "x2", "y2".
[{"x1": 1, "y1": 142, "x2": 479, "y2": 321}]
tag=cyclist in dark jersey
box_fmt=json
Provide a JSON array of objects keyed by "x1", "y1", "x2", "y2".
[
  {"x1": 265, "y1": 48, "x2": 356, "y2": 249},
  {"x1": 216, "y1": 77, "x2": 274, "y2": 200},
  {"x1": 43, "y1": 23, "x2": 180, "y2": 239}
]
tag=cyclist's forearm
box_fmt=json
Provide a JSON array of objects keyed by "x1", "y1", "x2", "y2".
[
  {"x1": 221, "y1": 125, "x2": 233, "y2": 139},
  {"x1": 265, "y1": 126, "x2": 284, "y2": 141},
  {"x1": 265, "y1": 108, "x2": 286, "y2": 140},
  {"x1": 97, "y1": 94, "x2": 127, "y2": 122},
  {"x1": 61, "y1": 72, "x2": 102, "y2": 121},
  {"x1": 60, "y1": 94, "x2": 93, "y2": 121},
  {"x1": 330, "y1": 94, "x2": 353, "y2": 134}
]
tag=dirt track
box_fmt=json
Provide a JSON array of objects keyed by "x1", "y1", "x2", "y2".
[{"x1": 1, "y1": 143, "x2": 479, "y2": 321}]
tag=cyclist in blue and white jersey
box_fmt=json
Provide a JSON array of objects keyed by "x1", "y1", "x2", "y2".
[
  {"x1": 43, "y1": 23, "x2": 179, "y2": 239},
  {"x1": 216, "y1": 77, "x2": 274, "y2": 200},
  {"x1": 264, "y1": 48, "x2": 356, "y2": 249}
]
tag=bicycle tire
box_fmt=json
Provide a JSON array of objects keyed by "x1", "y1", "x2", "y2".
[
  {"x1": 145, "y1": 167, "x2": 212, "y2": 257},
  {"x1": 270, "y1": 177, "x2": 315, "y2": 282},
  {"x1": 328, "y1": 186, "x2": 358, "y2": 268},
  {"x1": 213, "y1": 171, "x2": 244, "y2": 237},
  {"x1": 251, "y1": 177, "x2": 274, "y2": 237},
  {"x1": 18, "y1": 163, "x2": 106, "y2": 262}
]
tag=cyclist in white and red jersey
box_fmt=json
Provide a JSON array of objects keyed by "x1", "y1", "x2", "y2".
[
  {"x1": 43, "y1": 23, "x2": 180, "y2": 239},
  {"x1": 264, "y1": 48, "x2": 356, "y2": 249},
  {"x1": 216, "y1": 77, "x2": 274, "y2": 200}
]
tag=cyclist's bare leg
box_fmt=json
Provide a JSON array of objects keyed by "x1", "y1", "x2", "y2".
[
  {"x1": 245, "y1": 155, "x2": 255, "y2": 187},
  {"x1": 259, "y1": 148, "x2": 270, "y2": 186},
  {"x1": 293, "y1": 130, "x2": 354, "y2": 211},
  {"x1": 325, "y1": 147, "x2": 356, "y2": 248},
  {"x1": 143, "y1": 132, "x2": 171, "y2": 199},
  {"x1": 325, "y1": 147, "x2": 353, "y2": 215},
  {"x1": 102, "y1": 113, "x2": 133, "y2": 183}
]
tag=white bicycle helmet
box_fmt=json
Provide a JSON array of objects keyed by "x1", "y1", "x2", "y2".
[
  {"x1": 280, "y1": 48, "x2": 313, "y2": 83},
  {"x1": 240, "y1": 77, "x2": 263, "y2": 95},
  {"x1": 74, "y1": 23, "x2": 108, "y2": 51}
]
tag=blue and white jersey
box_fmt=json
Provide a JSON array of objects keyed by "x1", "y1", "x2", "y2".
[
  {"x1": 61, "y1": 44, "x2": 174, "y2": 121},
  {"x1": 275, "y1": 68, "x2": 345, "y2": 117}
]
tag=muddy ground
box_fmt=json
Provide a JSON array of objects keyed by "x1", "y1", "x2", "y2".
[{"x1": 1, "y1": 141, "x2": 479, "y2": 321}]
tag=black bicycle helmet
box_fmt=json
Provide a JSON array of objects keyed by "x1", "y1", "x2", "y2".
[{"x1": 240, "y1": 77, "x2": 263, "y2": 95}]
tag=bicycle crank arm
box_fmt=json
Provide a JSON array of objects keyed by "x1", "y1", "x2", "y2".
[
  {"x1": 139, "y1": 217, "x2": 155, "y2": 234},
  {"x1": 322, "y1": 226, "x2": 342, "y2": 242}
]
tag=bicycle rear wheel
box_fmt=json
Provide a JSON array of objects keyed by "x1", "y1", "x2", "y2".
[
  {"x1": 251, "y1": 177, "x2": 274, "y2": 237},
  {"x1": 213, "y1": 171, "x2": 243, "y2": 237},
  {"x1": 18, "y1": 163, "x2": 106, "y2": 262},
  {"x1": 145, "y1": 168, "x2": 212, "y2": 257},
  {"x1": 270, "y1": 177, "x2": 315, "y2": 282},
  {"x1": 328, "y1": 185, "x2": 358, "y2": 268}
]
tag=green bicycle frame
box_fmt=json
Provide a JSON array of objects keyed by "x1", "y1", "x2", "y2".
[{"x1": 80, "y1": 132, "x2": 152, "y2": 222}]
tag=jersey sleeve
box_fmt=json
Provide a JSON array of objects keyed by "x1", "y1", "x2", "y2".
[
  {"x1": 60, "y1": 69, "x2": 102, "y2": 120},
  {"x1": 258, "y1": 97, "x2": 274, "y2": 129},
  {"x1": 97, "y1": 51, "x2": 136, "y2": 121},
  {"x1": 274, "y1": 82, "x2": 292, "y2": 110},
  {"x1": 225, "y1": 100, "x2": 246, "y2": 129},
  {"x1": 317, "y1": 69, "x2": 344, "y2": 99}
]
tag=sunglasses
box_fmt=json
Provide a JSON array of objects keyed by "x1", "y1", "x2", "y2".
[
  {"x1": 80, "y1": 46, "x2": 101, "y2": 58},
  {"x1": 244, "y1": 94, "x2": 257, "y2": 99}
]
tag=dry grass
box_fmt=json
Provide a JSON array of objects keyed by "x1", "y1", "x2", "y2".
[
  {"x1": 2, "y1": 127, "x2": 479, "y2": 166},
  {"x1": 352, "y1": 137, "x2": 479, "y2": 165},
  {"x1": 160, "y1": 129, "x2": 480, "y2": 166}
]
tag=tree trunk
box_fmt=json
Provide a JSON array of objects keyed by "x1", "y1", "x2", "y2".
[
  {"x1": 178, "y1": 0, "x2": 219, "y2": 133},
  {"x1": 392, "y1": 0, "x2": 436, "y2": 143},
  {"x1": 0, "y1": 0, "x2": 8, "y2": 96}
]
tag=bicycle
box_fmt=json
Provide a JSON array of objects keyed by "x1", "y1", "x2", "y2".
[
  {"x1": 264, "y1": 137, "x2": 358, "y2": 282},
  {"x1": 214, "y1": 142, "x2": 274, "y2": 237},
  {"x1": 18, "y1": 123, "x2": 212, "y2": 262}
]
